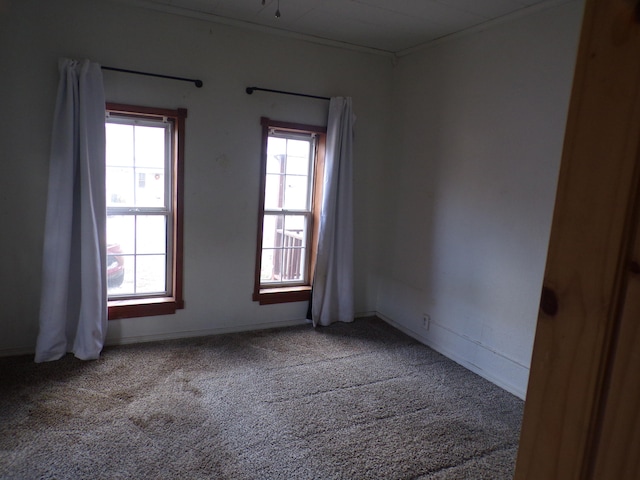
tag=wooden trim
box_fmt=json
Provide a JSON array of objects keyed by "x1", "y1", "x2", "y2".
[
  {"x1": 108, "y1": 297, "x2": 179, "y2": 320},
  {"x1": 106, "y1": 103, "x2": 181, "y2": 119},
  {"x1": 309, "y1": 134, "x2": 326, "y2": 282},
  {"x1": 591, "y1": 217, "x2": 640, "y2": 478},
  {"x1": 514, "y1": 0, "x2": 640, "y2": 478},
  {"x1": 260, "y1": 116, "x2": 327, "y2": 134},
  {"x1": 253, "y1": 120, "x2": 270, "y2": 301},
  {"x1": 106, "y1": 103, "x2": 187, "y2": 319},
  {"x1": 253, "y1": 286, "x2": 312, "y2": 305},
  {"x1": 173, "y1": 108, "x2": 187, "y2": 310}
]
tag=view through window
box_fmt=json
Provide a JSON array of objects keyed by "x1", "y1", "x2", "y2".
[
  {"x1": 106, "y1": 114, "x2": 171, "y2": 297},
  {"x1": 261, "y1": 132, "x2": 315, "y2": 286},
  {"x1": 254, "y1": 118, "x2": 326, "y2": 304},
  {"x1": 105, "y1": 104, "x2": 186, "y2": 319}
]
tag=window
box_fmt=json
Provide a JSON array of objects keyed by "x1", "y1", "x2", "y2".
[
  {"x1": 253, "y1": 118, "x2": 326, "y2": 304},
  {"x1": 105, "y1": 103, "x2": 186, "y2": 319}
]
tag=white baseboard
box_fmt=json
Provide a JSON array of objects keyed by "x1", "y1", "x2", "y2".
[
  {"x1": 355, "y1": 310, "x2": 377, "y2": 318},
  {"x1": 376, "y1": 311, "x2": 528, "y2": 400},
  {"x1": 0, "y1": 346, "x2": 35, "y2": 358},
  {"x1": 0, "y1": 318, "x2": 314, "y2": 358},
  {"x1": 104, "y1": 318, "x2": 312, "y2": 347}
]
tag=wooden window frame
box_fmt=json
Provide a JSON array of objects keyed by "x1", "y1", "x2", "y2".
[
  {"x1": 253, "y1": 117, "x2": 326, "y2": 305},
  {"x1": 106, "y1": 103, "x2": 186, "y2": 320}
]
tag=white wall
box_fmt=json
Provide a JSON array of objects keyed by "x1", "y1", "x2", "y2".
[
  {"x1": 0, "y1": 0, "x2": 391, "y2": 354},
  {"x1": 377, "y1": 1, "x2": 584, "y2": 398},
  {"x1": 0, "y1": 0, "x2": 586, "y2": 400}
]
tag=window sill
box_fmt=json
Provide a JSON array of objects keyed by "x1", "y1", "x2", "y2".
[
  {"x1": 253, "y1": 286, "x2": 311, "y2": 305},
  {"x1": 108, "y1": 296, "x2": 184, "y2": 320}
]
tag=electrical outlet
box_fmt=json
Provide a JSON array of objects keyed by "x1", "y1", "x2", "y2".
[{"x1": 422, "y1": 314, "x2": 430, "y2": 330}]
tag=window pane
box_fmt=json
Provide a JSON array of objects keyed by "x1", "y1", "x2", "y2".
[
  {"x1": 134, "y1": 125, "x2": 165, "y2": 169},
  {"x1": 136, "y1": 255, "x2": 167, "y2": 294},
  {"x1": 133, "y1": 125, "x2": 166, "y2": 208},
  {"x1": 266, "y1": 138, "x2": 286, "y2": 173},
  {"x1": 282, "y1": 215, "x2": 306, "y2": 283},
  {"x1": 135, "y1": 168, "x2": 165, "y2": 207},
  {"x1": 107, "y1": 215, "x2": 135, "y2": 255},
  {"x1": 106, "y1": 123, "x2": 133, "y2": 167},
  {"x1": 262, "y1": 214, "x2": 284, "y2": 249},
  {"x1": 285, "y1": 139, "x2": 311, "y2": 175},
  {"x1": 106, "y1": 166, "x2": 135, "y2": 207},
  {"x1": 260, "y1": 249, "x2": 278, "y2": 283},
  {"x1": 259, "y1": 214, "x2": 307, "y2": 285},
  {"x1": 106, "y1": 123, "x2": 135, "y2": 207},
  {"x1": 136, "y1": 216, "x2": 167, "y2": 254},
  {"x1": 119, "y1": 257, "x2": 135, "y2": 294},
  {"x1": 264, "y1": 173, "x2": 283, "y2": 209},
  {"x1": 283, "y1": 214, "x2": 306, "y2": 236},
  {"x1": 106, "y1": 214, "x2": 169, "y2": 296},
  {"x1": 266, "y1": 155, "x2": 283, "y2": 175},
  {"x1": 107, "y1": 248, "x2": 128, "y2": 294},
  {"x1": 283, "y1": 175, "x2": 309, "y2": 210},
  {"x1": 280, "y1": 246, "x2": 305, "y2": 281}
]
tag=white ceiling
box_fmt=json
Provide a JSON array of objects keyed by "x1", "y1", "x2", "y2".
[{"x1": 114, "y1": 0, "x2": 558, "y2": 55}]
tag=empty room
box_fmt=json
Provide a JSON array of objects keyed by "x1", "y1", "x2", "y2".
[{"x1": 4, "y1": 0, "x2": 625, "y2": 478}]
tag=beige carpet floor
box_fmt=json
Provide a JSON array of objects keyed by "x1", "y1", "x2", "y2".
[{"x1": 0, "y1": 317, "x2": 523, "y2": 479}]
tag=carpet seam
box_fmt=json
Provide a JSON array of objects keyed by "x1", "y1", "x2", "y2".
[{"x1": 410, "y1": 442, "x2": 520, "y2": 479}]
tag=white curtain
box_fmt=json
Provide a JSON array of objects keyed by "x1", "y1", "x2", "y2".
[
  {"x1": 35, "y1": 59, "x2": 107, "y2": 362},
  {"x1": 312, "y1": 97, "x2": 355, "y2": 327}
]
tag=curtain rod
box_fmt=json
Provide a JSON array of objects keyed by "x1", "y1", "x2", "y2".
[
  {"x1": 245, "y1": 86, "x2": 330, "y2": 101},
  {"x1": 102, "y1": 66, "x2": 203, "y2": 88}
]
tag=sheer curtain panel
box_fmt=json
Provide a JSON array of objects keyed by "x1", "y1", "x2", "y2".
[
  {"x1": 312, "y1": 97, "x2": 355, "y2": 327},
  {"x1": 35, "y1": 59, "x2": 107, "y2": 362}
]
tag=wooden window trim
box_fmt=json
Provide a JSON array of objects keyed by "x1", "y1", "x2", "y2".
[
  {"x1": 256, "y1": 286, "x2": 313, "y2": 305},
  {"x1": 106, "y1": 103, "x2": 186, "y2": 320},
  {"x1": 253, "y1": 117, "x2": 326, "y2": 305},
  {"x1": 108, "y1": 297, "x2": 182, "y2": 320}
]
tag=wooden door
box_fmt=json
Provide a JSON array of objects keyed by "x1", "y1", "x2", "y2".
[
  {"x1": 590, "y1": 218, "x2": 640, "y2": 478},
  {"x1": 514, "y1": 0, "x2": 640, "y2": 478}
]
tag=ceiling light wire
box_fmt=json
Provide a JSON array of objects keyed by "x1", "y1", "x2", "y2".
[{"x1": 260, "y1": 0, "x2": 281, "y2": 19}]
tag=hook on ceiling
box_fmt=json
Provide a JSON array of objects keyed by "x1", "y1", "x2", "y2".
[{"x1": 261, "y1": 0, "x2": 281, "y2": 19}]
